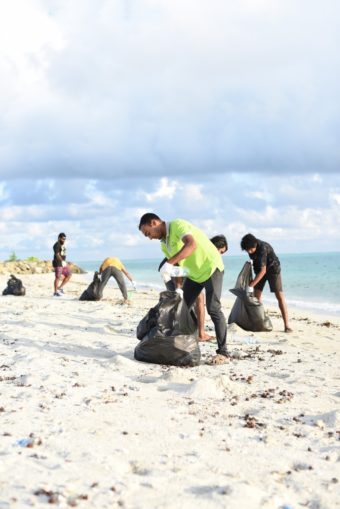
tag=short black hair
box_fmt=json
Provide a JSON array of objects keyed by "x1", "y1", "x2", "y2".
[
  {"x1": 210, "y1": 234, "x2": 228, "y2": 251},
  {"x1": 240, "y1": 233, "x2": 257, "y2": 251},
  {"x1": 138, "y1": 213, "x2": 161, "y2": 230},
  {"x1": 58, "y1": 232, "x2": 66, "y2": 239}
]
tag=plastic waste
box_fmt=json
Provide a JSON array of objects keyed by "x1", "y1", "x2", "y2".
[
  {"x1": 228, "y1": 262, "x2": 273, "y2": 332},
  {"x1": 79, "y1": 271, "x2": 103, "y2": 301},
  {"x1": 2, "y1": 274, "x2": 26, "y2": 296},
  {"x1": 16, "y1": 438, "x2": 34, "y2": 447},
  {"x1": 135, "y1": 290, "x2": 200, "y2": 366},
  {"x1": 170, "y1": 266, "x2": 188, "y2": 278}
]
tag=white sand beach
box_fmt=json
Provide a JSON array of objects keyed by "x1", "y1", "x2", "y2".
[{"x1": 0, "y1": 273, "x2": 339, "y2": 509}]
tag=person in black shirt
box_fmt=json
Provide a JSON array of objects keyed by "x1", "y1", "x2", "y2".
[
  {"x1": 241, "y1": 233, "x2": 292, "y2": 332},
  {"x1": 52, "y1": 232, "x2": 72, "y2": 296}
]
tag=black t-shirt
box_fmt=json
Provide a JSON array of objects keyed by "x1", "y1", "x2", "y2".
[
  {"x1": 53, "y1": 241, "x2": 66, "y2": 268},
  {"x1": 249, "y1": 239, "x2": 280, "y2": 275}
]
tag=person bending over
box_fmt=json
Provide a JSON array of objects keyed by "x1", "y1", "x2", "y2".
[
  {"x1": 139, "y1": 213, "x2": 228, "y2": 364},
  {"x1": 99, "y1": 257, "x2": 136, "y2": 304},
  {"x1": 158, "y1": 257, "x2": 212, "y2": 342},
  {"x1": 240, "y1": 233, "x2": 292, "y2": 332}
]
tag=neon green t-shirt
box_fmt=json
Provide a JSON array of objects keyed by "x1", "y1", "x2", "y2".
[{"x1": 160, "y1": 219, "x2": 224, "y2": 283}]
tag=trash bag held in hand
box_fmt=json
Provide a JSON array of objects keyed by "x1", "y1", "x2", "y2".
[
  {"x1": 2, "y1": 274, "x2": 26, "y2": 296},
  {"x1": 228, "y1": 262, "x2": 273, "y2": 332},
  {"x1": 79, "y1": 271, "x2": 103, "y2": 301},
  {"x1": 135, "y1": 291, "x2": 201, "y2": 367}
]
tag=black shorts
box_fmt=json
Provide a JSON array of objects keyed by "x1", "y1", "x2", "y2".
[{"x1": 254, "y1": 272, "x2": 283, "y2": 293}]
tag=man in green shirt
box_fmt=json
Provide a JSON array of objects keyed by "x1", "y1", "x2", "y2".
[{"x1": 139, "y1": 213, "x2": 228, "y2": 363}]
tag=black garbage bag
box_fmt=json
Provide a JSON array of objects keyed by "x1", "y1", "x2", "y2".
[
  {"x1": 135, "y1": 291, "x2": 200, "y2": 367},
  {"x1": 79, "y1": 271, "x2": 103, "y2": 301},
  {"x1": 228, "y1": 262, "x2": 273, "y2": 332},
  {"x1": 2, "y1": 275, "x2": 26, "y2": 296}
]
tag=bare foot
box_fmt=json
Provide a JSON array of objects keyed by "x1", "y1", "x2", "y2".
[
  {"x1": 284, "y1": 327, "x2": 293, "y2": 333},
  {"x1": 208, "y1": 354, "x2": 229, "y2": 365},
  {"x1": 199, "y1": 333, "x2": 215, "y2": 342}
]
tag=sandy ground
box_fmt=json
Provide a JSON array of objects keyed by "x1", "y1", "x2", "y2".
[{"x1": 0, "y1": 273, "x2": 339, "y2": 509}]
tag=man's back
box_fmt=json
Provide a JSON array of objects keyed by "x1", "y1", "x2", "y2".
[
  {"x1": 161, "y1": 219, "x2": 224, "y2": 283},
  {"x1": 100, "y1": 257, "x2": 124, "y2": 273}
]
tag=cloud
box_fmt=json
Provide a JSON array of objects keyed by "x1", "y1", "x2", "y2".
[
  {"x1": 0, "y1": 0, "x2": 340, "y2": 180},
  {"x1": 0, "y1": 1, "x2": 339, "y2": 260},
  {"x1": 0, "y1": 172, "x2": 339, "y2": 260}
]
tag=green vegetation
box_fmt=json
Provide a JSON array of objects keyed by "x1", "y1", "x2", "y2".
[
  {"x1": 25, "y1": 256, "x2": 40, "y2": 262},
  {"x1": 7, "y1": 251, "x2": 18, "y2": 262}
]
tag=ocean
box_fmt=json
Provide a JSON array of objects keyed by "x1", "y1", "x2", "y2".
[{"x1": 76, "y1": 252, "x2": 340, "y2": 316}]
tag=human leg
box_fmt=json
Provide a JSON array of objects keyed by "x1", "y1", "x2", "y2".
[
  {"x1": 111, "y1": 267, "x2": 128, "y2": 300},
  {"x1": 268, "y1": 273, "x2": 292, "y2": 332},
  {"x1": 275, "y1": 290, "x2": 291, "y2": 331},
  {"x1": 183, "y1": 278, "x2": 204, "y2": 310},
  {"x1": 54, "y1": 267, "x2": 62, "y2": 294},
  {"x1": 58, "y1": 267, "x2": 72, "y2": 290},
  {"x1": 100, "y1": 267, "x2": 113, "y2": 290},
  {"x1": 195, "y1": 292, "x2": 213, "y2": 341},
  {"x1": 204, "y1": 269, "x2": 228, "y2": 356}
]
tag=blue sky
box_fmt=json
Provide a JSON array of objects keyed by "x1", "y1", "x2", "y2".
[{"x1": 0, "y1": 0, "x2": 339, "y2": 261}]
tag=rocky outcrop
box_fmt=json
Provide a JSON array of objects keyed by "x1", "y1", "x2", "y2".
[{"x1": 0, "y1": 260, "x2": 86, "y2": 275}]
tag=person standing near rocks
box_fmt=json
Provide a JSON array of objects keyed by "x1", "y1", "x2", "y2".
[{"x1": 52, "y1": 233, "x2": 72, "y2": 297}]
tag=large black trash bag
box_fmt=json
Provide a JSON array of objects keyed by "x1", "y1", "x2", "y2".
[
  {"x1": 228, "y1": 262, "x2": 273, "y2": 332},
  {"x1": 79, "y1": 271, "x2": 103, "y2": 301},
  {"x1": 135, "y1": 291, "x2": 201, "y2": 367},
  {"x1": 2, "y1": 275, "x2": 26, "y2": 296}
]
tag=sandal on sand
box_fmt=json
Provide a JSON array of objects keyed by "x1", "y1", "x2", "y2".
[
  {"x1": 208, "y1": 354, "x2": 229, "y2": 365},
  {"x1": 284, "y1": 327, "x2": 293, "y2": 333}
]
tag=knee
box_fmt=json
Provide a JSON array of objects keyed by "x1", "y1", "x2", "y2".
[{"x1": 207, "y1": 302, "x2": 222, "y2": 319}]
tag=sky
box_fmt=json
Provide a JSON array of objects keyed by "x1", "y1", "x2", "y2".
[{"x1": 0, "y1": 0, "x2": 339, "y2": 262}]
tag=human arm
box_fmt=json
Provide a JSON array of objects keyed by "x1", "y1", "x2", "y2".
[
  {"x1": 121, "y1": 268, "x2": 136, "y2": 289},
  {"x1": 121, "y1": 268, "x2": 133, "y2": 282},
  {"x1": 166, "y1": 234, "x2": 197, "y2": 266},
  {"x1": 249, "y1": 266, "x2": 266, "y2": 287}
]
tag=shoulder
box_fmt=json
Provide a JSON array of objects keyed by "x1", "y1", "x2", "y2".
[
  {"x1": 170, "y1": 219, "x2": 193, "y2": 235},
  {"x1": 53, "y1": 241, "x2": 60, "y2": 250}
]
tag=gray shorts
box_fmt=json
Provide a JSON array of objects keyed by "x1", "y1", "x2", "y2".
[{"x1": 254, "y1": 272, "x2": 283, "y2": 293}]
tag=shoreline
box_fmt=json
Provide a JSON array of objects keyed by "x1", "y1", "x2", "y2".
[
  {"x1": 79, "y1": 269, "x2": 340, "y2": 319},
  {"x1": 0, "y1": 273, "x2": 339, "y2": 508}
]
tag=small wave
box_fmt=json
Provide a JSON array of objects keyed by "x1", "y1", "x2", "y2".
[{"x1": 263, "y1": 296, "x2": 340, "y2": 316}]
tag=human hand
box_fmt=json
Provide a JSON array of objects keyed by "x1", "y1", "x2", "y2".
[
  {"x1": 159, "y1": 262, "x2": 173, "y2": 282},
  {"x1": 175, "y1": 288, "x2": 183, "y2": 299},
  {"x1": 131, "y1": 280, "x2": 137, "y2": 290}
]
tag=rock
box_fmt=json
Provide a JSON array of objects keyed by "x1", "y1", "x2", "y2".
[{"x1": 0, "y1": 260, "x2": 86, "y2": 275}]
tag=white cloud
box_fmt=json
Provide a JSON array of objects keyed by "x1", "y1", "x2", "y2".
[
  {"x1": 330, "y1": 193, "x2": 340, "y2": 206},
  {"x1": 143, "y1": 177, "x2": 178, "y2": 202},
  {"x1": 0, "y1": 2, "x2": 340, "y2": 259},
  {"x1": 0, "y1": 0, "x2": 339, "y2": 179}
]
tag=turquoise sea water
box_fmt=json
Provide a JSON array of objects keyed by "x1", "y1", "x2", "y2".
[{"x1": 76, "y1": 252, "x2": 340, "y2": 315}]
